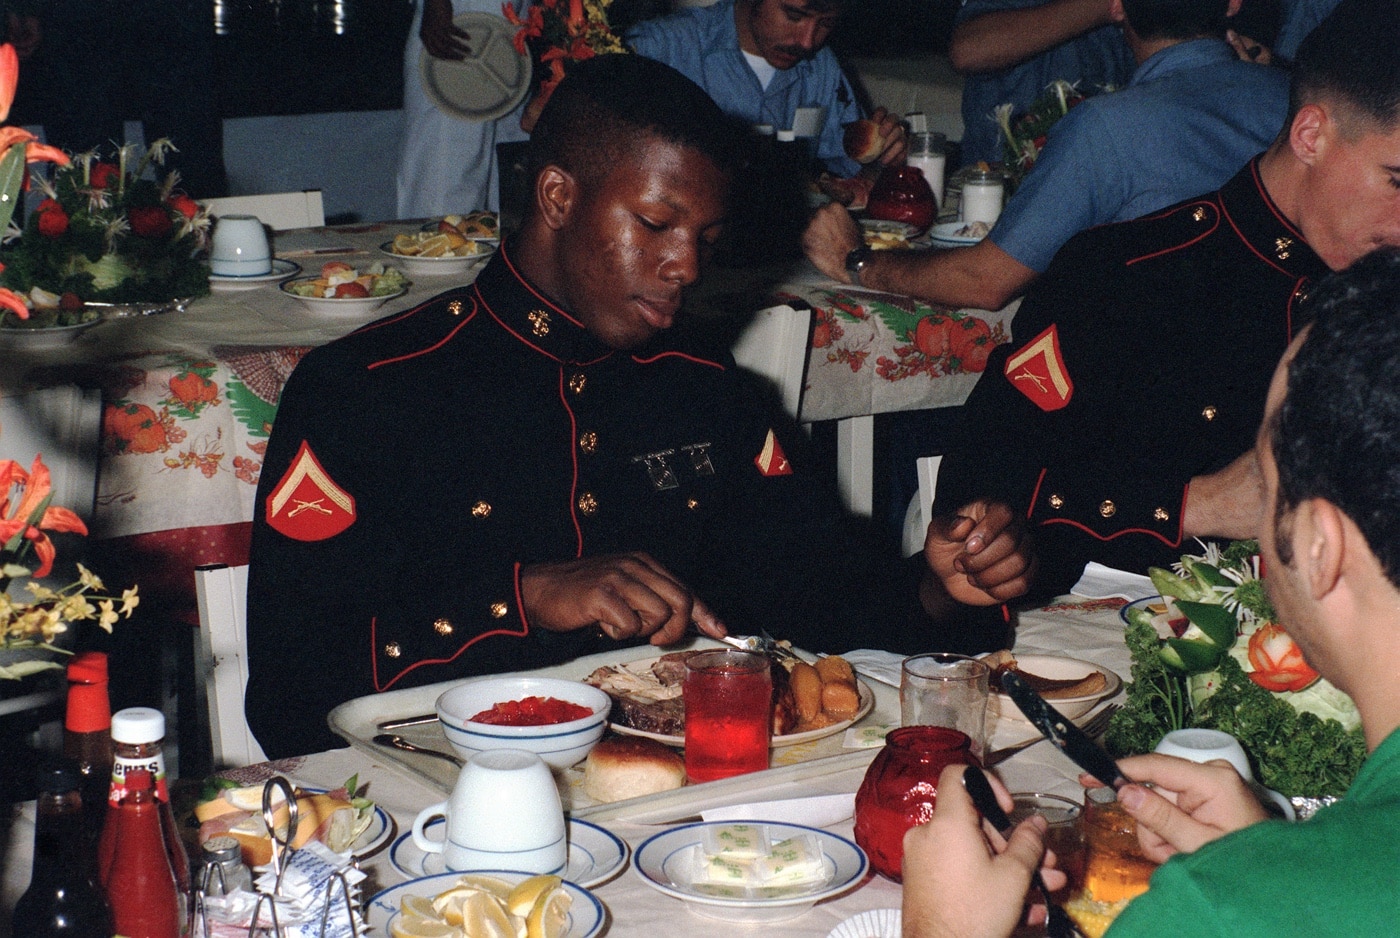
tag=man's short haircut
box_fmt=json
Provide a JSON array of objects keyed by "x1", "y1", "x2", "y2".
[
  {"x1": 1288, "y1": 0, "x2": 1400, "y2": 129},
  {"x1": 1119, "y1": 0, "x2": 1229, "y2": 40},
  {"x1": 1273, "y1": 248, "x2": 1400, "y2": 588},
  {"x1": 525, "y1": 53, "x2": 744, "y2": 197}
]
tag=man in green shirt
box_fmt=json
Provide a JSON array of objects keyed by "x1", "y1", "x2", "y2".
[{"x1": 901, "y1": 244, "x2": 1400, "y2": 937}]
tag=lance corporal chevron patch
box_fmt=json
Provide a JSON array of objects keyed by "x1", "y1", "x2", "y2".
[
  {"x1": 1004, "y1": 324, "x2": 1073, "y2": 411},
  {"x1": 266, "y1": 441, "x2": 356, "y2": 541}
]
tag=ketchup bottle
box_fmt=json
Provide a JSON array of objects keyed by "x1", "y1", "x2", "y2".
[
  {"x1": 101, "y1": 768, "x2": 180, "y2": 938},
  {"x1": 62, "y1": 650, "x2": 113, "y2": 845}
]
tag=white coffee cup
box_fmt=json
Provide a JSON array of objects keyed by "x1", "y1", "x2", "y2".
[
  {"x1": 1154, "y1": 728, "x2": 1295, "y2": 820},
  {"x1": 412, "y1": 749, "x2": 567, "y2": 873},
  {"x1": 209, "y1": 214, "x2": 272, "y2": 277}
]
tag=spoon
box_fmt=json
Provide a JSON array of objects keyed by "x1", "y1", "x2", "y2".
[
  {"x1": 962, "y1": 766, "x2": 1074, "y2": 938},
  {"x1": 373, "y1": 733, "x2": 464, "y2": 767}
]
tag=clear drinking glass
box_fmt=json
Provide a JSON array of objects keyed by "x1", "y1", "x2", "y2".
[
  {"x1": 900, "y1": 652, "x2": 990, "y2": 758},
  {"x1": 907, "y1": 131, "x2": 947, "y2": 211}
]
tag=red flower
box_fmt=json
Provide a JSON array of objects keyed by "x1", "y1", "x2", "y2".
[
  {"x1": 90, "y1": 162, "x2": 119, "y2": 189},
  {"x1": 128, "y1": 205, "x2": 173, "y2": 239},
  {"x1": 947, "y1": 317, "x2": 993, "y2": 372},
  {"x1": 167, "y1": 194, "x2": 198, "y2": 219},
  {"x1": 1246, "y1": 622, "x2": 1321, "y2": 693},
  {"x1": 36, "y1": 197, "x2": 67, "y2": 237}
]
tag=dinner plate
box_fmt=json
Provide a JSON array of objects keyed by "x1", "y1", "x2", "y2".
[
  {"x1": 389, "y1": 817, "x2": 628, "y2": 888},
  {"x1": 209, "y1": 258, "x2": 301, "y2": 292},
  {"x1": 633, "y1": 821, "x2": 866, "y2": 923},
  {"x1": 419, "y1": 12, "x2": 532, "y2": 122},
  {"x1": 279, "y1": 280, "x2": 408, "y2": 314},
  {"x1": 860, "y1": 219, "x2": 918, "y2": 238},
  {"x1": 988, "y1": 655, "x2": 1122, "y2": 724},
  {"x1": 603, "y1": 657, "x2": 875, "y2": 748},
  {"x1": 365, "y1": 870, "x2": 605, "y2": 938},
  {"x1": 929, "y1": 221, "x2": 987, "y2": 246}
]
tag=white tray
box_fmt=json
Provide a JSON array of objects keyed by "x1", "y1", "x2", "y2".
[{"x1": 328, "y1": 640, "x2": 900, "y2": 823}]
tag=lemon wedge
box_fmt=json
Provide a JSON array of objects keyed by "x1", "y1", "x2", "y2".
[
  {"x1": 400, "y1": 895, "x2": 439, "y2": 920},
  {"x1": 418, "y1": 234, "x2": 453, "y2": 258},
  {"x1": 431, "y1": 884, "x2": 483, "y2": 927},
  {"x1": 458, "y1": 889, "x2": 523, "y2": 938},
  {"x1": 389, "y1": 913, "x2": 461, "y2": 938},
  {"x1": 454, "y1": 874, "x2": 515, "y2": 901},
  {"x1": 393, "y1": 234, "x2": 422, "y2": 256},
  {"x1": 505, "y1": 875, "x2": 562, "y2": 919},
  {"x1": 525, "y1": 885, "x2": 571, "y2": 938}
]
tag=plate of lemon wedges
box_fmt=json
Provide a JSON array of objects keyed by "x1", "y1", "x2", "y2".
[
  {"x1": 382, "y1": 215, "x2": 498, "y2": 278},
  {"x1": 366, "y1": 871, "x2": 604, "y2": 938}
]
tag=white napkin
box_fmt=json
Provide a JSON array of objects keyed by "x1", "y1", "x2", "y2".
[
  {"x1": 1071, "y1": 562, "x2": 1157, "y2": 602},
  {"x1": 701, "y1": 793, "x2": 855, "y2": 827},
  {"x1": 839, "y1": 649, "x2": 906, "y2": 688}
]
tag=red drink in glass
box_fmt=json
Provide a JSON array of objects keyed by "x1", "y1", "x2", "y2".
[{"x1": 683, "y1": 650, "x2": 771, "y2": 782}]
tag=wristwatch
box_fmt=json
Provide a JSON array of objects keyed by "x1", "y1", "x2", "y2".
[{"x1": 845, "y1": 245, "x2": 874, "y2": 285}]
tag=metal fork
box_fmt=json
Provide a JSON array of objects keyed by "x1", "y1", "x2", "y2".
[
  {"x1": 719, "y1": 632, "x2": 803, "y2": 663},
  {"x1": 985, "y1": 702, "x2": 1121, "y2": 767}
]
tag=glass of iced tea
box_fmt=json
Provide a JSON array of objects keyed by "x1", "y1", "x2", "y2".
[
  {"x1": 1065, "y1": 787, "x2": 1159, "y2": 938},
  {"x1": 1008, "y1": 792, "x2": 1084, "y2": 894},
  {"x1": 683, "y1": 650, "x2": 771, "y2": 782}
]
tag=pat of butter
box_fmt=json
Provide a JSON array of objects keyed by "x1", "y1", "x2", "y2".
[
  {"x1": 753, "y1": 835, "x2": 826, "y2": 886},
  {"x1": 703, "y1": 824, "x2": 767, "y2": 859},
  {"x1": 691, "y1": 846, "x2": 760, "y2": 886}
]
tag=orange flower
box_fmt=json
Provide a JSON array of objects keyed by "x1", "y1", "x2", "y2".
[
  {"x1": 0, "y1": 44, "x2": 15, "y2": 123},
  {"x1": 0, "y1": 125, "x2": 68, "y2": 168},
  {"x1": 0, "y1": 455, "x2": 88, "y2": 578},
  {"x1": 0, "y1": 287, "x2": 28, "y2": 319}
]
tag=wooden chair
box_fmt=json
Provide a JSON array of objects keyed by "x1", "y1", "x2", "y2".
[
  {"x1": 193, "y1": 564, "x2": 267, "y2": 768},
  {"x1": 200, "y1": 190, "x2": 326, "y2": 231}
]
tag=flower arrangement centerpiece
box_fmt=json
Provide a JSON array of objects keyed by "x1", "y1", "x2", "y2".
[
  {"x1": 1106, "y1": 539, "x2": 1365, "y2": 799},
  {"x1": 0, "y1": 455, "x2": 138, "y2": 680},
  {"x1": 0, "y1": 42, "x2": 72, "y2": 325},
  {"x1": 0, "y1": 139, "x2": 212, "y2": 314},
  {"x1": 504, "y1": 0, "x2": 626, "y2": 132},
  {"x1": 993, "y1": 79, "x2": 1089, "y2": 190}
]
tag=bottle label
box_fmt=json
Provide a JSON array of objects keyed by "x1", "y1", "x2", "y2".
[{"x1": 110, "y1": 753, "x2": 170, "y2": 804}]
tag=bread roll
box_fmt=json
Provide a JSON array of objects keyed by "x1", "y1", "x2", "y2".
[
  {"x1": 843, "y1": 118, "x2": 890, "y2": 164},
  {"x1": 583, "y1": 736, "x2": 686, "y2": 803}
]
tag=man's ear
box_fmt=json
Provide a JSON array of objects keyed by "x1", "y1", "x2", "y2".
[
  {"x1": 1288, "y1": 103, "x2": 1330, "y2": 167},
  {"x1": 536, "y1": 165, "x2": 576, "y2": 232},
  {"x1": 1297, "y1": 497, "x2": 1345, "y2": 601}
]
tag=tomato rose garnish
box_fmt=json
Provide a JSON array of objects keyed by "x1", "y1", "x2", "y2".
[{"x1": 1246, "y1": 622, "x2": 1320, "y2": 692}]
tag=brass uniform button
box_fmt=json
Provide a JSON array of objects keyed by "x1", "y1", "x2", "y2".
[
  {"x1": 471, "y1": 500, "x2": 492, "y2": 519},
  {"x1": 433, "y1": 618, "x2": 453, "y2": 635},
  {"x1": 686, "y1": 498, "x2": 699, "y2": 510},
  {"x1": 1192, "y1": 207, "x2": 1206, "y2": 222},
  {"x1": 1275, "y1": 236, "x2": 1293, "y2": 261},
  {"x1": 448, "y1": 300, "x2": 463, "y2": 315},
  {"x1": 1048, "y1": 494, "x2": 1065, "y2": 510},
  {"x1": 1099, "y1": 500, "x2": 1117, "y2": 518},
  {"x1": 528, "y1": 309, "x2": 551, "y2": 336},
  {"x1": 384, "y1": 642, "x2": 402, "y2": 658},
  {"x1": 490, "y1": 602, "x2": 509, "y2": 619},
  {"x1": 577, "y1": 492, "x2": 598, "y2": 515},
  {"x1": 579, "y1": 431, "x2": 598, "y2": 454},
  {"x1": 1153, "y1": 507, "x2": 1170, "y2": 522},
  {"x1": 568, "y1": 373, "x2": 587, "y2": 395},
  {"x1": 1202, "y1": 405, "x2": 1218, "y2": 422}
]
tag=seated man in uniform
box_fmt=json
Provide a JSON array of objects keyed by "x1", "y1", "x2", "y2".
[
  {"x1": 917, "y1": 0, "x2": 1400, "y2": 621},
  {"x1": 245, "y1": 54, "x2": 981, "y2": 759},
  {"x1": 902, "y1": 246, "x2": 1400, "y2": 938},
  {"x1": 803, "y1": 0, "x2": 1289, "y2": 313},
  {"x1": 626, "y1": 0, "x2": 905, "y2": 195}
]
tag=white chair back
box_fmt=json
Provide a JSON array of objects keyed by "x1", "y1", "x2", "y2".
[
  {"x1": 200, "y1": 190, "x2": 326, "y2": 230},
  {"x1": 729, "y1": 303, "x2": 811, "y2": 419},
  {"x1": 901, "y1": 454, "x2": 944, "y2": 557},
  {"x1": 193, "y1": 564, "x2": 267, "y2": 767}
]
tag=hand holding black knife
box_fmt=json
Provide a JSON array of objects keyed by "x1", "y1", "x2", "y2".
[{"x1": 1000, "y1": 670, "x2": 1132, "y2": 791}]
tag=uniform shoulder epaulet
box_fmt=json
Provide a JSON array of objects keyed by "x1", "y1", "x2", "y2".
[
  {"x1": 326, "y1": 287, "x2": 480, "y2": 372},
  {"x1": 1119, "y1": 198, "x2": 1221, "y2": 266}
]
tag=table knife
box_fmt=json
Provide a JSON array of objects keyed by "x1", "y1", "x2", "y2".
[
  {"x1": 376, "y1": 712, "x2": 439, "y2": 731},
  {"x1": 1000, "y1": 671, "x2": 1131, "y2": 791}
]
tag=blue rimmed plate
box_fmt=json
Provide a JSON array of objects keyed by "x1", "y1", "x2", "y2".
[
  {"x1": 389, "y1": 817, "x2": 627, "y2": 888},
  {"x1": 364, "y1": 870, "x2": 604, "y2": 938}
]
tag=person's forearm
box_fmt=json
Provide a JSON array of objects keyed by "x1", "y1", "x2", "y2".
[
  {"x1": 949, "y1": 0, "x2": 1117, "y2": 73},
  {"x1": 857, "y1": 241, "x2": 1033, "y2": 312}
]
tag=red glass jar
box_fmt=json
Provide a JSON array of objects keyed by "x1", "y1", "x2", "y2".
[
  {"x1": 854, "y1": 726, "x2": 977, "y2": 881},
  {"x1": 865, "y1": 165, "x2": 938, "y2": 234}
]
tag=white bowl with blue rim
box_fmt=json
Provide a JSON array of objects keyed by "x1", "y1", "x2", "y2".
[{"x1": 436, "y1": 676, "x2": 610, "y2": 770}]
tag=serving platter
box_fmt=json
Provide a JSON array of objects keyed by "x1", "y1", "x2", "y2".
[{"x1": 0, "y1": 318, "x2": 101, "y2": 348}]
